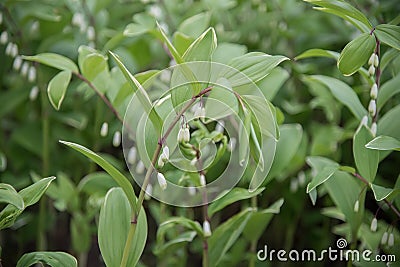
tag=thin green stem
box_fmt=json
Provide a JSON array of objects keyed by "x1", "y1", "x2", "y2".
[{"x1": 248, "y1": 196, "x2": 258, "y2": 267}]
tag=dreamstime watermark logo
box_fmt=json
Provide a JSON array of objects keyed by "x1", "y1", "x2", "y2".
[
  {"x1": 122, "y1": 61, "x2": 277, "y2": 207},
  {"x1": 257, "y1": 238, "x2": 396, "y2": 264}
]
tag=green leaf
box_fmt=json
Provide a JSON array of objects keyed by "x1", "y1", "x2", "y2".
[
  {"x1": 204, "y1": 77, "x2": 238, "y2": 119},
  {"x1": 370, "y1": 183, "x2": 393, "y2": 201},
  {"x1": 0, "y1": 183, "x2": 24, "y2": 210},
  {"x1": 98, "y1": 188, "x2": 147, "y2": 267},
  {"x1": 243, "y1": 198, "x2": 284, "y2": 241},
  {"x1": 212, "y1": 43, "x2": 247, "y2": 64},
  {"x1": 208, "y1": 187, "x2": 265, "y2": 217},
  {"x1": 365, "y1": 135, "x2": 400, "y2": 151},
  {"x1": 238, "y1": 106, "x2": 252, "y2": 166},
  {"x1": 71, "y1": 213, "x2": 91, "y2": 253},
  {"x1": 17, "y1": 252, "x2": 77, "y2": 267},
  {"x1": 47, "y1": 70, "x2": 72, "y2": 110},
  {"x1": 173, "y1": 32, "x2": 193, "y2": 55},
  {"x1": 183, "y1": 27, "x2": 217, "y2": 61},
  {"x1": 304, "y1": 75, "x2": 367, "y2": 120},
  {"x1": 209, "y1": 208, "x2": 253, "y2": 266},
  {"x1": 178, "y1": 12, "x2": 211, "y2": 38},
  {"x1": 0, "y1": 151, "x2": 6, "y2": 171},
  {"x1": 22, "y1": 53, "x2": 79, "y2": 73},
  {"x1": 375, "y1": 24, "x2": 400, "y2": 50},
  {"x1": 78, "y1": 172, "x2": 118, "y2": 195},
  {"x1": 224, "y1": 52, "x2": 289, "y2": 87},
  {"x1": 159, "y1": 217, "x2": 204, "y2": 237},
  {"x1": 337, "y1": 33, "x2": 376, "y2": 76},
  {"x1": 154, "y1": 21, "x2": 183, "y2": 64},
  {"x1": 154, "y1": 231, "x2": 196, "y2": 256},
  {"x1": 123, "y1": 13, "x2": 156, "y2": 37},
  {"x1": 59, "y1": 141, "x2": 136, "y2": 211},
  {"x1": 377, "y1": 74, "x2": 400, "y2": 109},
  {"x1": 353, "y1": 125, "x2": 379, "y2": 182},
  {"x1": 295, "y1": 48, "x2": 339, "y2": 60},
  {"x1": 306, "y1": 164, "x2": 339, "y2": 193},
  {"x1": 109, "y1": 51, "x2": 163, "y2": 133}
]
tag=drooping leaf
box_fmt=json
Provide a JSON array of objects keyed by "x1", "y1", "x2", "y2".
[
  {"x1": 306, "y1": 164, "x2": 339, "y2": 193},
  {"x1": 295, "y1": 48, "x2": 339, "y2": 60},
  {"x1": 22, "y1": 53, "x2": 79, "y2": 73},
  {"x1": 183, "y1": 27, "x2": 217, "y2": 62},
  {"x1": 154, "y1": 231, "x2": 197, "y2": 256},
  {"x1": 208, "y1": 187, "x2": 265, "y2": 217},
  {"x1": 154, "y1": 21, "x2": 183, "y2": 64},
  {"x1": 16, "y1": 252, "x2": 77, "y2": 267},
  {"x1": 178, "y1": 12, "x2": 211, "y2": 38},
  {"x1": 47, "y1": 70, "x2": 72, "y2": 110},
  {"x1": 375, "y1": 24, "x2": 400, "y2": 51},
  {"x1": 158, "y1": 217, "x2": 204, "y2": 237},
  {"x1": 59, "y1": 141, "x2": 136, "y2": 211},
  {"x1": 370, "y1": 183, "x2": 393, "y2": 201},
  {"x1": 98, "y1": 188, "x2": 147, "y2": 267},
  {"x1": 377, "y1": 74, "x2": 400, "y2": 109},
  {"x1": 365, "y1": 135, "x2": 400, "y2": 151},
  {"x1": 123, "y1": 13, "x2": 156, "y2": 37},
  {"x1": 337, "y1": 33, "x2": 376, "y2": 76},
  {"x1": 0, "y1": 183, "x2": 24, "y2": 210}
]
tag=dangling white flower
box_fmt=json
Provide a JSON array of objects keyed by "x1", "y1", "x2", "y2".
[
  {"x1": 127, "y1": 146, "x2": 137, "y2": 164},
  {"x1": 190, "y1": 158, "x2": 197, "y2": 166},
  {"x1": 21, "y1": 62, "x2": 29, "y2": 76},
  {"x1": 177, "y1": 128, "x2": 185, "y2": 143},
  {"x1": 157, "y1": 172, "x2": 167, "y2": 190},
  {"x1": 29, "y1": 86, "x2": 39, "y2": 101},
  {"x1": 368, "y1": 100, "x2": 376, "y2": 117},
  {"x1": 144, "y1": 184, "x2": 152, "y2": 200},
  {"x1": 290, "y1": 178, "x2": 298, "y2": 193},
  {"x1": 388, "y1": 233, "x2": 394, "y2": 247},
  {"x1": 370, "y1": 83, "x2": 378, "y2": 100},
  {"x1": 72, "y1": 12, "x2": 84, "y2": 27},
  {"x1": 381, "y1": 232, "x2": 388, "y2": 245},
  {"x1": 203, "y1": 220, "x2": 212, "y2": 237},
  {"x1": 112, "y1": 131, "x2": 121, "y2": 147},
  {"x1": 297, "y1": 171, "x2": 306, "y2": 186},
  {"x1": 100, "y1": 122, "x2": 108, "y2": 137},
  {"x1": 370, "y1": 122, "x2": 377, "y2": 137},
  {"x1": 199, "y1": 174, "x2": 206, "y2": 186},
  {"x1": 373, "y1": 54, "x2": 379, "y2": 67},
  {"x1": 87, "y1": 26, "x2": 95, "y2": 41},
  {"x1": 31, "y1": 21, "x2": 40, "y2": 33},
  {"x1": 194, "y1": 104, "x2": 206, "y2": 120},
  {"x1": 360, "y1": 115, "x2": 368, "y2": 127},
  {"x1": 368, "y1": 65, "x2": 375, "y2": 76},
  {"x1": 149, "y1": 5, "x2": 162, "y2": 19},
  {"x1": 370, "y1": 218, "x2": 377, "y2": 232},
  {"x1": 353, "y1": 200, "x2": 359, "y2": 213},
  {"x1": 215, "y1": 120, "x2": 225, "y2": 133},
  {"x1": 5, "y1": 42, "x2": 12, "y2": 55},
  {"x1": 158, "y1": 146, "x2": 170, "y2": 167},
  {"x1": 13, "y1": 56, "x2": 22, "y2": 71},
  {"x1": 227, "y1": 137, "x2": 237, "y2": 152},
  {"x1": 184, "y1": 127, "x2": 190, "y2": 142},
  {"x1": 0, "y1": 31, "x2": 8, "y2": 44},
  {"x1": 368, "y1": 53, "x2": 375, "y2": 66},
  {"x1": 10, "y1": 43, "x2": 18, "y2": 58},
  {"x1": 188, "y1": 186, "x2": 196, "y2": 196},
  {"x1": 28, "y1": 66, "x2": 36, "y2": 82},
  {"x1": 136, "y1": 160, "x2": 145, "y2": 174}
]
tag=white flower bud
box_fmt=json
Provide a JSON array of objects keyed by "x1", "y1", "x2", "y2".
[
  {"x1": 87, "y1": 26, "x2": 95, "y2": 41},
  {"x1": 194, "y1": 105, "x2": 206, "y2": 120},
  {"x1": 136, "y1": 160, "x2": 145, "y2": 174},
  {"x1": 360, "y1": 115, "x2": 368, "y2": 127},
  {"x1": 374, "y1": 54, "x2": 379, "y2": 67},
  {"x1": 188, "y1": 186, "x2": 196, "y2": 196},
  {"x1": 149, "y1": 5, "x2": 162, "y2": 19},
  {"x1": 368, "y1": 100, "x2": 377, "y2": 117},
  {"x1": 370, "y1": 218, "x2": 377, "y2": 232},
  {"x1": 353, "y1": 200, "x2": 359, "y2": 213},
  {"x1": 370, "y1": 122, "x2": 377, "y2": 137},
  {"x1": 31, "y1": 21, "x2": 39, "y2": 33},
  {"x1": 381, "y1": 232, "x2": 388, "y2": 245},
  {"x1": 227, "y1": 137, "x2": 237, "y2": 152},
  {"x1": 190, "y1": 158, "x2": 197, "y2": 166},
  {"x1": 127, "y1": 146, "x2": 137, "y2": 164},
  {"x1": 184, "y1": 127, "x2": 190, "y2": 142},
  {"x1": 29, "y1": 86, "x2": 39, "y2": 101},
  {"x1": 0, "y1": 31, "x2": 8, "y2": 44},
  {"x1": 28, "y1": 66, "x2": 36, "y2": 82},
  {"x1": 177, "y1": 128, "x2": 185, "y2": 143},
  {"x1": 5, "y1": 42, "x2": 12, "y2": 55},
  {"x1": 162, "y1": 146, "x2": 169, "y2": 161},
  {"x1": 144, "y1": 184, "x2": 152, "y2": 200},
  {"x1": 215, "y1": 120, "x2": 225, "y2": 133},
  {"x1": 158, "y1": 156, "x2": 164, "y2": 168},
  {"x1": 112, "y1": 131, "x2": 121, "y2": 147},
  {"x1": 290, "y1": 178, "x2": 298, "y2": 193},
  {"x1": 203, "y1": 220, "x2": 212, "y2": 237},
  {"x1": 100, "y1": 122, "x2": 108, "y2": 137},
  {"x1": 199, "y1": 174, "x2": 206, "y2": 186},
  {"x1": 72, "y1": 12, "x2": 84, "y2": 27},
  {"x1": 388, "y1": 233, "x2": 394, "y2": 247},
  {"x1": 370, "y1": 83, "x2": 378, "y2": 100},
  {"x1": 368, "y1": 65, "x2": 375, "y2": 76},
  {"x1": 10, "y1": 43, "x2": 18, "y2": 57},
  {"x1": 298, "y1": 171, "x2": 306, "y2": 186},
  {"x1": 368, "y1": 53, "x2": 375, "y2": 66},
  {"x1": 21, "y1": 62, "x2": 29, "y2": 77},
  {"x1": 13, "y1": 56, "x2": 22, "y2": 71},
  {"x1": 157, "y1": 172, "x2": 167, "y2": 190}
]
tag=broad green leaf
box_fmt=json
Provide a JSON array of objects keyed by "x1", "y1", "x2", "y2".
[
  {"x1": 353, "y1": 125, "x2": 379, "y2": 183},
  {"x1": 154, "y1": 21, "x2": 183, "y2": 64},
  {"x1": 295, "y1": 48, "x2": 339, "y2": 60},
  {"x1": 306, "y1": 156, "x2": 338, "y2": 172},
  {"x1": 375, "y1": 24, "x2": 400, "y2": 51},
  {"x1": 0, "y1": 87, "x2": 29, "y2": 118},
  {"x1": 380, "y1": 48, "x2": 399, "y2": 72},
  {"x1": 22, "y1": 53, "x2": 79, "y2": 73},
  {"x1": 204, "y1": 77, "x2": 238, "y2": 119},
  {"x1": 47, "y1": 70, "x2": 72, "y2": 110},
  {"x1": 257, "y1": 67, "x2": 290, "y2": 101},
  {"x1": 123, "y1": 13, "x2": 156, "y2": 37},
  {"x1": 370, "y1": 183, "x2": 393, "y2": 201},
  {"x1": 178, "y1": 12, "x2": 211, "y2": 38},
  {"x1": 378, "y1": 105, "x2": 400, "y2": 140},
  {"x1": 109, "y1": 51, "x2": 163, "y2": 133},
  {"x1": 366, "y1": 135, "x2": 400, "y2": 151},
  {"x1": 212, "y1": 43, "x2": 247, "y2": 64},
  {"x1": 304, "y1": 0, "x2": 372, "y2": 32},
  {"x1": 337, "y1": 33, "x2": 376, "y2": 76},
  {"x1": 98, "y1": 188, "x2": 147, "y2": 267},
  {"x1": 208, "y1": 187, "x2": 265, "y2": 217},
  {"x1": 224, "y1": 52, "x2": 289, "y2": 87},
  {"x1": 377, "y1": 74, "x2": 400, "y2": 109},
  {"x1": 154, "y1": 231, "x2": 197, "y2": 256},
  {"x1": 0, "y1": 183, "x2": 24, "y2": 210},
  {"x1": 209, "y1": 208, "x2": 253, "y2": 266},
  {"x1": 17, "y1": 252, "x2": 77, "y2": 267},
  {"x1": 78, "y1": 172, "x2": 118, "y2": 195},
  {"x1": 242, "y1": 198, "x2": 284, "y2": 241},
  {"x1": 159, "y1": 217, "x2": 204, "y2": 239},
  {"x1": 71, "y1": 213, "x2": 91, "y2": 253},
  {"x1": 80, "y1": 52, "x2": 108, "y2": 82},
  {"x1": 173, "y1": 32, "x2": 193, "y2": 55},
  {"x1": 183, "y1": 27, "x2": 217, "y2": 62},
  {"x1": 238, "y1": 106, "x2": 251, "y2": 166},
  {"x1": 306, "y1": 164, "x2": 339, "y2": 193},
  {"x1": 59, "y1": 141, "x2": 136, "y2": 211},
  {"x1": 305, "y1": 75, "x2": 367, "y2": 120}
]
